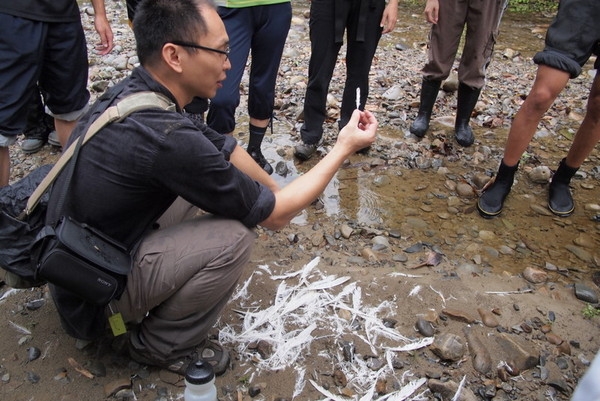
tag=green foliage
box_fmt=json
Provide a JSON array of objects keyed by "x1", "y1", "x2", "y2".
[
  {"x1": 508, "y1": 0, "x2": 558, "y2": 13},
  {"x1": 400, "y1": 0, "x2": 558, "y2": 14},
  {"x1": 582, "y1": 304, "x2": 600, "y2": 319}
]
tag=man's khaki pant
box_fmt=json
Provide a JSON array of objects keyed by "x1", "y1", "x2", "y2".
[
  {"x1": 111, "y1": 197, "x2": 256, "y2": 362},
  {"x1": 423, "y1": 0, "x2": 507, "y2": 89}
]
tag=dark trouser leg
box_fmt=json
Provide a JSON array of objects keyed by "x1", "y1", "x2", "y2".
[
  {"x1": 409, "y1": 79, "x2": 441, "y2": 138},
  {"x1": 21, "y1": 89, "x2": 53, "y2": 154},
  {"x1": 300, "y1": 0, "x2": 342, "y2": 145},
  {"x1": 477, "y1": 160, "x2": 519, "y2": 218},
  {"x1": 548, "y1": 158, "x2": 579, "y2": 216},
  {"x1": 455, "y1": 82, "x2": 481, "y2": 147},
  {"x1": 338, "y1": 0, "x2": 385, "y2": 130}
]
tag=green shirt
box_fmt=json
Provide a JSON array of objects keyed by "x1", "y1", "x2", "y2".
[{"x1": 215, "y1": 0, "x2": 290, "y2": 8}]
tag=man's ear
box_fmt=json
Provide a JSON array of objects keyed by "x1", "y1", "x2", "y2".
[{"x1": 161, "y1": 43, "x2": 184, "y2": 73}]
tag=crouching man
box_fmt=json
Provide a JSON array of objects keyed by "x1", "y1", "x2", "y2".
[{"x1": 47, "y1": 0, "x2": 377, "y2": 376}]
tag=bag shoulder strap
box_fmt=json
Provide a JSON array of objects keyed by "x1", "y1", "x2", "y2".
[{"x1": 24, "y1": 91, "x2": 175, "y2": 215}]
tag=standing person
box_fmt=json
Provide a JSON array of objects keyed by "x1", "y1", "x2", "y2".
[
  {"x1": 47, "y1": 0, "x2": 377, "y2": 376},
  {"x1": 205, "y1": 0, "x2": 292, "y2": 175},
  {"x1": 0, "y1": 0, "x2": 114, "y2": 187},
  {"x1": 409, "y1": 0, "x2": 507, "y2": 147},
  {"x1": 294, "y1": 0, "x2": 397, "y2": 160},
  {"x1": 477, "y1": 0, "x2": 600, "y2": 218}
]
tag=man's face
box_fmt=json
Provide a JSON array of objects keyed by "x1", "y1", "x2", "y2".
[{"x1": 181, "y1": 6, "x2": 231, "y2": 99}]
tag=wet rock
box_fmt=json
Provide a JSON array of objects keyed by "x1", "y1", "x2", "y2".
[
  {"x1": 27, "y1": 347, "x2": 41, "y2": 362},
  {"x1": 477, "y1": 308, "x2": 499, "y2": 328},
  {"x1": 495, "y1": 333, "x2": 538, "y2": 374},
  {"x1": 573, "y1": 233, "x2": 595, "y2": 249},
  {"x1": 545, "y1": 361, "x2": 570, "y2": 394},
  {"x1": 478, "y1": 230, "x2": 496, "y2": 241},
  {"x1": 527, "y1": 165, "x2": 552, "y2": 183},
  {"x1": 430, "y1": 333, "x2": 465, "y2": 361},
  {"x1": 530, "y1": 203, "x2": 553, "y2": 216},
  {"x1": 428, "y1": 378, "x2": 478, "y2": 401},
  {"x1": 25, "y1": 299, "x2": 45, "y2": 311},
  {"x1": 361, "y1": 247, "x2": 378, "y2": 261},
  {"x1": 340, "y1": 224, "x2": 353, "y2": 239},
  {"x1": 463, "y1": 327, "x2": 492, "y2": 375},
  {"x1": 415, "y1": 317, "x2": 435, "y2": 337},
  {"x1": 565, "y1": 245, "x2": 593, "y2": 263},
  {"x1": 522, "y1": 266, "x2": 547, "y2": 284},
  {"x1": 441, "y1": 72, "x2": 459, "y2": 92},
  {"x1": 275, "y1": 161, "x2": 289, "y2": 177},
  {"x1": 456, "y1": 182, "x2": 476, "y2": 198},
  {"x1": 442, "y1": 308, "x2": 477, "y2": 323},
  {"x1": 574, "y1": 283, "x2": 599, "y2": 303},
  {"x1": 248, "y1": 385, "x2": 262, "y2": 397},
  {"x1": 366, "y1": 357, "x2": 384, "y2": 371}
]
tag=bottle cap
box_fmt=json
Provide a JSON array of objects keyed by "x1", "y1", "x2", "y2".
[{"x1": 185, "y1": 359, "x2": 215, "y2": 385}]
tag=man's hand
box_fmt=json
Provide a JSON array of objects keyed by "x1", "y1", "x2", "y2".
[
  {"x1": 380, "y1": 0, "x2": 398, "y2": 34},
  {"x1": 336, "y1": 109, "x2": 378, "y2": 156},
  {"x1": 424, "y1": 0, "x2": 439, "y2": 24},
  {"x1": 91, "y1": 0, "x2": 114, "y2": 55}
]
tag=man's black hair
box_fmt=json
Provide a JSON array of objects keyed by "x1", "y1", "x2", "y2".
[{"x1": 133, "y1": 0, "x2": 215, "y2": 66}]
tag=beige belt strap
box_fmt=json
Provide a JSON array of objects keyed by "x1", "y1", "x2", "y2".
[{"x1": 24, "y1": 91, "x2": 175, "y2": 215}]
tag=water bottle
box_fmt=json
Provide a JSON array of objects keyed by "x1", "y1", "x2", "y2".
[{"x1": 184, "y1": 359, "x2": 217, "y2": 401}]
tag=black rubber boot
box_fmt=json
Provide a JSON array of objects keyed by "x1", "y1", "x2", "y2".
[
  {"x1": 548, "y1": 158, "x2": 578, "y2": 217},
  {"x1": 248, "y1": 123, "x2": 273, "y2": 175},
  {"x1": 455, "y1": 83, "x2": 481, "y2": 147},
  {"x1": 409, "y1": 79, "x2": 441, "y2": 138},
  {"x1": 477, "y1": 160, "x2": 519, "y2": 218}
]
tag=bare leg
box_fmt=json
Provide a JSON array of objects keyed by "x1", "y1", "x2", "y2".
[
  {"x1": 249, "y1": 117, "x2": 268, "y2": 130},
  {"x1": 565, "y1": 72, "x2": 600, "y2": 168},
  {"x1": 503, "y1": 65, "x2": 570, "y2": 166},
  {"x1": 0, "y1": 147, "x2": 9, "y2": 187},
  {"x1": 54, "y1": 118, "x2": 78, "y2": 147}
]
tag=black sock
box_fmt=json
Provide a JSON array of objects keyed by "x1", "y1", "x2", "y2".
[{"x1": 248, "y1": 124, "x2": 267, "y2": 150}]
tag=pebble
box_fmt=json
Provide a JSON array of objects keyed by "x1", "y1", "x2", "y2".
[
  {"x1": 522, "y1": 266, "x2": 547, "y2": 284},
  {"x1": 415, "y1": 317, "x2": 435, "y2": 337},
  {"x1": 574, "y1": 283, "x2": 599, "y2": 303},
  {"x1": 430, "y1": 333, "x2": 465, "y2": 361},
  {"x1": 477, "y1": 308, "x2": 499, "y2": 328}
]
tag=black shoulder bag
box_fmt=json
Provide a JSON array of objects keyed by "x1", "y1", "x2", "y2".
[{"x1": 11, "y1": 92, "x2": 174, "y2": 305}]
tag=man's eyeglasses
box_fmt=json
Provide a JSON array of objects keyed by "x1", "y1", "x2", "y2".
[{"x1": 170, "y1": 40, "x2": 230, "y2": 61}]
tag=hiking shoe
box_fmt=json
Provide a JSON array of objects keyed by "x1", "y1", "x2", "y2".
[
  {"x1": 248, "y1": 147, "x2": 273, "y2": 175},
  {"x1": 48, "y1": 131, "x2": 61, "y2": 147},
  {"x1": 21, "y1": 125, "x2": 51, "y2": 154},
  {"x1": 129, "y1": 333, "x2": 230, "y2": 376},
  {"x1": 21, "y1": 137, "x2": 46, "y2": 154},
  {"x1": 294, "y1": 142, "x2": 318, "y2": 160}
]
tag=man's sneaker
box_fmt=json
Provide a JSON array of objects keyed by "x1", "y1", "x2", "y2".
[
  {"x1": 48, "y1": 131, "x2": 61, "y2": 147},
  {"x1": 129, "y1": 332, "x2": 230, "y2": 376},
  {"x1": 248, "y1": 147, "x2": 273, "y2": 175},
  {"x1": 21, "y1": 125, "x2": 51, "y2": 154},
  {"x1": 294, "y1": 142, "x2": 318, "y2": 161}
]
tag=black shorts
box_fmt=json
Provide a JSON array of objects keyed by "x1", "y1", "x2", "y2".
[
  {"x1": 0, "y1": 13, "x2": 90, "y2": 138},
  {"x1": 533, "y1": 0, "x2": 600, "y2": 78}
]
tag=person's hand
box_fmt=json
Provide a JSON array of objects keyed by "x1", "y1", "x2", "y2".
[
  {"x1": 424, "y1": 0, "x2": 439, "y2": 24},
  {"x1": 94, "y1": 16, "x2": 114, "y2": 55},
  {"x1": 337, "y1": 109, "x2": 378, "y2": 155},
  {"x1": 380, "y1": 0, "x2": 398, "y2": 34}
]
